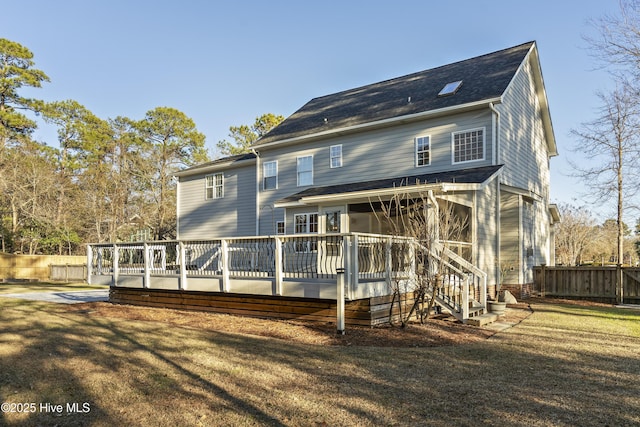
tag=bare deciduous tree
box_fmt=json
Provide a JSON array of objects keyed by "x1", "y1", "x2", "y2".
[
  {"x1": 554, "y1": 204, "x2": 600, "y2": 265},
  {"x1": 372, "y1": 187, "x2": 468, "y2": 327},
  {"x1": 570, "y1": 86, "x2": 640, "y2": 267}
]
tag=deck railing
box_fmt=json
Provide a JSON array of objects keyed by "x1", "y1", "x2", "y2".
[{"x1": 88, "y1": 233, "x2": 486, "y2": 318}]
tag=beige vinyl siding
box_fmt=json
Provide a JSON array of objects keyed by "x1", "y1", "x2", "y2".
[
  {"x1": 475, "y1": 180, "x2": 500, "y2": 287},
  {"x1": 498, "y1": 57, "x2": 551, "y2": 200},
  {"x1": 257, "y1": 110, "x2": 492, "y2": 232},
  {"x1": 178, "y1": 163, "x2": 256, "y2": 239},
  {"x1": 500, "y1": 192, "x2": 521, "y2": 285}
]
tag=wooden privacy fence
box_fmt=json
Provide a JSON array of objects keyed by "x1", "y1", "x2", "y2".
[
  {"x1": 534, "y1": 265, "x2": 640, "y2": 304},
  {"x1": 0, "y1": 253, "x2": 86, "y2": 281},
  {"x1": 50, "y1": 264, "x2": 88, "y2": 282}
]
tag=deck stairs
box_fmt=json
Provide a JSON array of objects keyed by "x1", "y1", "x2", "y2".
[{"x1": 414, "y1": 240, "x2": 497, "y2": 326}]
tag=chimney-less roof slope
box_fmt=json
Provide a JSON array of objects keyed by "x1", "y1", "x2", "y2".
[{"x1": 255, "y1": 42, "x2": 534, "y2": 146}]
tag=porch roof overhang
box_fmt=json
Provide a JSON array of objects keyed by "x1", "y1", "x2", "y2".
[{"x1": 274, "y1": 165, "x2": 503, "y2": 208}]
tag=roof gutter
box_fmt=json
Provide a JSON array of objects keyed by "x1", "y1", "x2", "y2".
[
  {"x1": 277, "y1": 182, "x2": 491, "y2": 208},
  {"x1": 174, "y1": 157, "x2": 256, "y2": 178},
  {"x1": 274, "y1": 166, "x2": 503, "y2": 208},
  {"x1": 255, "y1": 97, "x2": 503, "y2": 150}
]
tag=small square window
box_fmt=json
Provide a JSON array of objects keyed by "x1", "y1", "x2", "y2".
[
  {"x1": 276, "y1": 221, "x2": 285, "y2": 235},
  {"x1": 452, "y1": 128, "x2": 485, "y2": 163}
]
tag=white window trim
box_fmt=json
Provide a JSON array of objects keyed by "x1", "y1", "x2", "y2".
[
  {"x1": 276, "y1": 221, "x2": 285, "y2": 235},
  {"x1": 205, "y1": 172, "x2": 224, "y2": 200},
  {"x1": 451, "y1": 127, "x2": 486, "y2": 165},
  {"x1": 297, "y1": 155, "x2": 313, "y2": 187},
  {"x1": 263, "y1": 160, "x2": 278, "y2": 190},
  {"x1": 415, "y1": 135, "x2": 431, "y2": 167},
  {"x1": 330, "y1": 144, "x2": 343, "y2": 168},
  {"x1": 294, "y1": 212, "x2": 318, "y2": 252}
]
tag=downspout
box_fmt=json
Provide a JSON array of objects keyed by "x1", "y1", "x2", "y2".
[
  {"x1": 251, "y1": 148, "x2": 260, "y2": 236},
  {"x1": 489, "y1": 102, "x2": 500, "y2": 165},
  {"x1": 490, "y1": 102, "x2": 501, "y2": 295}
]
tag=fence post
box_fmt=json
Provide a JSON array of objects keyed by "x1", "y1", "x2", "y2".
[
  {"x1": 86, "y1": 245, "x2": 93, "y2": 285},
  {"x1": 274, "y1": 237, "x2": 283, "y2": 296},
  {"x1": 179, "y1": 241, "x2": 187, "y2": 291},
  {"x1": 617, "y1": 264, "x2": 624, "y2": 304},
  {"x1": 221, "y1": 239, "x2": 230, "y2": 292},
  {"x1": 540, "y1": 264, "x2": 546, "y2": 298},
  {"x1": 336, "y1": 267, "x2": 345, "y2": 335}
]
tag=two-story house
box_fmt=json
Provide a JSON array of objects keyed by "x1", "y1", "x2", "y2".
[{"x1": 175, "y1": 41, "x2": 558, "y2": 298}]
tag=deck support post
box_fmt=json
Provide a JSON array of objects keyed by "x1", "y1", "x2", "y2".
[
  {"x1": 179, "y1": 241, "x2": 188, "y2": 290},
  {"x1": 462, "y1": 276, "x2": 470, "y2": 321},
  {"x1": 221, "y1": 239, "x2": 230, "y2": 292},
  {"x1": 481, "y1": 274, "x2": 487, "y2": 308},
  {"x1": 274, "y1": 237, "x2": 283, "y2": 296},
  {"x1": 336, "y1": 267, "x2": 345, "y2": 334},
  {"x1": 344, "y1": 234, "x2": 357, "y2": 300},
  {"x1": 385, "y1": 237, "x2": 393, "y2": 287},
  {"x1": 143, "y1": 242, "x2": 150, "y2": 289},
  {"x1": 112, "y1": 245, "x2": 119, "y2": 287}
]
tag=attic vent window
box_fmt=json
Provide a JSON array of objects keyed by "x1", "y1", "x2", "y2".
[{"x1": 438, "y1": 80, "x2": 462, "y2": 97}]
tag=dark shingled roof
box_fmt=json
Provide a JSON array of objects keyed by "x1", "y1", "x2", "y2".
[
  {"x1": 255, "y1": 42, "x2": 534, "y2": 146},
  {"x1": 277, "y1": 165, "x2": 503, "y2": 204},
  {"x1": 175, "y1": 152, "x2": 256, "y2": 176}
]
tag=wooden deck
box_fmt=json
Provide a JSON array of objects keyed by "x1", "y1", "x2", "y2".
[{"x1": 110, "y1": 287, "x2": 416, "y2": 327}]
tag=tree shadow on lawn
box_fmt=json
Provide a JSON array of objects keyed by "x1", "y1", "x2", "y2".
[{"x1": 1, "y1": 299, "x2": 640, "y2": 426}]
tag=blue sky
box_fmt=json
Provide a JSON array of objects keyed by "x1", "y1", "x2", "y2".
[{"x1": 4, "y1": 0, "x2": 621, "y2": 219}]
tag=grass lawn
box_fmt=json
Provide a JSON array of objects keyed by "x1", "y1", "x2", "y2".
[{"x1": 0, "y1": 289, "x2": 639, "y2": 426}]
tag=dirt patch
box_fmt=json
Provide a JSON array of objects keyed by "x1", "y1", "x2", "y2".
[{"x1": 65, "y1": 301, "x2": 532, "y2": 347}]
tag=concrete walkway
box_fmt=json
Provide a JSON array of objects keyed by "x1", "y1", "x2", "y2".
[{"x1": 0, "y1": 289, "x2": 109, "y2": 304}]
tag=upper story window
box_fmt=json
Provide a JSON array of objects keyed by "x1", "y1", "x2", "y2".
[
  {"x1": 415, "y1": 136, "x2": 430, "y2": 167},
  {"x1": 205, "y1": 173, "x2": 223, "y2": 199},
  {"x1": 263, "y1": 161, "x2": 277, "y2": 190},
  {"x1": 276, "y1": 221, "x2": 285, "y2": 235},
  {"x1": 297, "y1": 155, "x2": 313, "y2": 186},
  {"x1": 452, "y1": 128, "x2": 485, "y2": 164},
  {"x1": 330, "y1": 145, "x2": 342, "y2": 168}
]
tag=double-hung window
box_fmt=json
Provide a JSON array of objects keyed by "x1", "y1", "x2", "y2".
[
  {"x1": 294, "y1": 213, "x2": 318, "y2": 252},
  {"x1": 297, "y1": 155, "x2": 313, "y2": 186},
  {"x1": 330, "y1": 145, "x2": 342, "y2": 168},
  {"x1": 263, "y1": 161, "x2": 277, "y2": 190},
  {"x1": 415, "y1": 136, "x2": 430, "y2": 167},
  {"x1": 205, "y1": 173, "x2": 223, "y2": 199},
  {"x1": 452, "y1": 128, "x2": 485, "y2": 163}
]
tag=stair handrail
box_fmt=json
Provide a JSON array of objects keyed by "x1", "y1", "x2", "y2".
[{"x1": 412, "y1": 238, "x2": 487, "y2": 320}]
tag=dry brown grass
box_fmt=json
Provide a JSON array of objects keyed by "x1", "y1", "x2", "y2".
[{"x1": 0, "y1": 288, "x2": 639, "y2": 426}]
